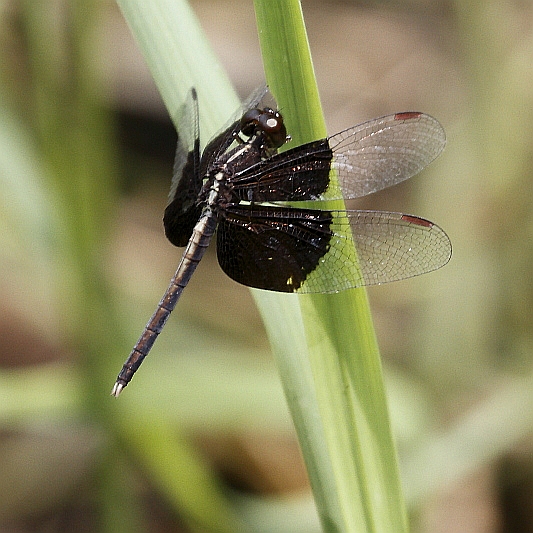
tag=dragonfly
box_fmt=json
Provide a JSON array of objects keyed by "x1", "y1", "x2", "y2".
[{"x1": 112, "y1": 87, "x2": 451, "y2": 396}]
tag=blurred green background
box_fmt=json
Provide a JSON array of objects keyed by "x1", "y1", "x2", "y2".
[{"x1": 1, "y1": 0, "x2": 533, "y2": 532}]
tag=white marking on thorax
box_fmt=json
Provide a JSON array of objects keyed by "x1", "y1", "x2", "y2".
[
  {"x1": 207, "y1": 171, "x2": 224, "y2": 206},
  {"x1": 206, "y1": 142, "x2": 254, "y2": 208},
  {"x1": 226, "y1": 142, "x2": 252, "y2": 164}
]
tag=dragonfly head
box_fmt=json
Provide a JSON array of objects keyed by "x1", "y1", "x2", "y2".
[{"x1": 240, "y1": 107, "x2": 288, "y2": 149}]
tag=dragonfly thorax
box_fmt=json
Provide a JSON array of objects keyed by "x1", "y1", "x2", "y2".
[{"x1": 200, "y1": 133, "x2": 267, "y2": 209}]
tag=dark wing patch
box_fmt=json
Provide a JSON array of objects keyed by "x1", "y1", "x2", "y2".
[
  {"x1": 229, "y1": 139, "x2": 332, "y2": 202},
  {"x1": 217, "y1": 205, "x2": 334, "y2": 292},
  {"x1": 164, "y1": 88, "x2": 203, "y2": 247}
]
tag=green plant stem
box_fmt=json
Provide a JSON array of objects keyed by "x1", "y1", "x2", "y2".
[{"x1": 253, "y1": 1, "x2": 408, "y2": 532}]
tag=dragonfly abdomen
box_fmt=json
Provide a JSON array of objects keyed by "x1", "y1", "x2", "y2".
[{"x1": 112, "y1": 212, "x2": 218, "y2": 396}]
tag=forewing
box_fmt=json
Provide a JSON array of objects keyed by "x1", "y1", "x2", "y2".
[
  {"x1": 229, "y1": 112, "x2": 445, "y2": 202},
  {"x1": 331, "y1": 112, "x2": 446, "y2": 199},
  {"x1": 217, "y1": 207, "x2": 451, "y2": 293},
  {"x1": 167, "y1": 88, "x2": 200, "y2": 205},
  {"x1": 164, "y1": 88, "x2": 203, "y2": 247}
]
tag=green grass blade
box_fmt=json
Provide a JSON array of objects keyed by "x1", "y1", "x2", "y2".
[
  {"x1": 114, "y1": 2, "x2": 254, "y2": 532},
  {"x1": 117, "y1": 0, "x2": 239, "y2": 137},
  {"x1": 253, "y1": 1, "x2": 409, "y2": 532}
]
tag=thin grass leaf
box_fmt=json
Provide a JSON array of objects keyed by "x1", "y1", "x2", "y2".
[
  {"x1": 115, "y1": 2, "x2": 251, "y2": 531},
  {"x1": 253, "y1": 1, "x2": 408, "y2": 532}
]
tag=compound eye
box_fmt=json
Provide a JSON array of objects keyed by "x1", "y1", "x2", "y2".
[
  {"x1": 240, "y1": 108, "x2": 262, "y2": 137},
  {"x1": 258, "y1": 110, "x2": 287, "y2": 149}
]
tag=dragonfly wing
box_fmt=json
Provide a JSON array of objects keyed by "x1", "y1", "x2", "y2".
[
  {"x1": 330, "y1": 112, "x2": 446, "y2": 199},
  {"x1": 229, "y1": 139, "x2": 333, "y2": 202},
  {"x1": 343, "y1": 210, "x2": 451, "y2": 287},
  {"x1": 164, "y1": 88, "x2": 203, "y2": 247},
  {"x1": 218, "y1": 207, "x2": 451, "y2": 293},
  {"x1": 168, "y1": 88, "x2": 200, "y2": 204},
  {"x1": 230, "y1": 112, "x2": 445, "y2": 203},
  {"x1": 292, "y1": 210, "x2": 451, "y2": 292},
  {"x1": 164, "y1": 86, "x2": 272, "y2": 247}
]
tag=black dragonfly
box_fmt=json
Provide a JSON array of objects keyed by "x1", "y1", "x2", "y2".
[{"x1": 112, "y1": 87, "x2": 451, "y2": 396}]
